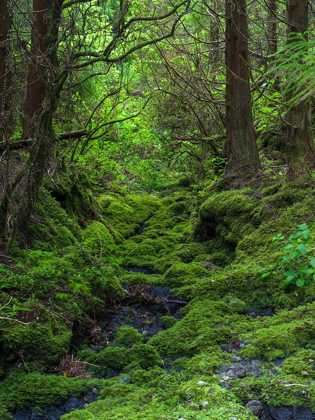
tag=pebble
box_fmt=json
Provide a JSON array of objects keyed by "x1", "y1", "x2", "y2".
[{"x1": 197, "y1": 381, "x2": 208, "y2": 386}]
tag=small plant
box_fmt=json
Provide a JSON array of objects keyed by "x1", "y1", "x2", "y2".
[
  {"x1": 260, "y1": 223, "x2": 315, "y2": 287},
  {"x1": 0, "y1": 263, "x2": 10, "y2": 274}
]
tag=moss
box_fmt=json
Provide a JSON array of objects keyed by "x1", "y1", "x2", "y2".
[
  {"x1": 1, "y1": 314, "x2": 72, "y2": 367},
  {"x1": 78, "y1": 347, "x2": 134, "y2": 373},
  {"x1": 231, "y1": 374, "x2": 315, "y2": 410},
  {"x1": 82, "y1": 220, "x2": 114, "y2": 254},
  {"x1": 0, "y1": 406, "x2": 13, "y2": 420},
  {"x1": 164, "y1": 262, "x2": 210, "y2": 286},
  {"x1": 113, "y1": 327, "x2": 143, "y2": 347},
  {"x1": 168, "y1": 201, "x2": 187, "y2": 214},
  {"x1": 160, "y1": 316, "x2": 177, "y2": 329},
  {"x1": 149, "y1": 300, "x2": 245, "y2": 357},
  {"x1": 98, "y1": 193, "x2": 161, "y2": 241},
  {"x1": 0, "y1": 373, "x2": 102, "y2": 411},
  {"x1": 175, "y1": 243, "x2": 207, "y2": 263},
  {"x1": 228, "y1": 299, "x2": 246, "y2": 314},
  {"x1": 281, "y1": 349, "x2": 315, "y2": 379},
  {"x1": 131, "y1": 344, "x2": 160, "y2": 369},
  {"x1": 30, "y1": 189, "x2": 82, "y2": 250},
  {"x1": 239, "y1": 304, "x2": 315, "y2": 361},
  {"x1": 196, "y1": 190, "x2": 258, "y2": 244}
]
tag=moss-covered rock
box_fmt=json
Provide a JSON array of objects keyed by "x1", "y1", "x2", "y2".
[
  {"x1": 0, "y1": 373, "x2": 102, "y2": 411},
  {"x1": 113, "y1": 327, "x2": 143, "y2": 347}
]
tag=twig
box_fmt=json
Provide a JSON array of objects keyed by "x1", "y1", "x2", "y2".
[{"x1": 0, "y1": 317, "x2": 31, "y2": 326}]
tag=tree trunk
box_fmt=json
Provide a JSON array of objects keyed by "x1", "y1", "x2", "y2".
[
  {"x1": 0, "y1": 0, "x2": 61, "y2": 238},
  {"x1": 18, "y1": 0, "x2": 62, "y2": 232},
  {"x1": 0, "y1": 0, "x2": 13, "y2": 140},
  {"x1": 266, "y1": 0, "x2": 277, "y2": 57},
  {"x1": 225, "y1": 0, "x2": 260, "y2": 175},
  {"x1": 22, "y1": 0, "x2": 48, "y2": 140},
  {"x1": 285, "y1": 0, "x2": 315, "y2": 180}
]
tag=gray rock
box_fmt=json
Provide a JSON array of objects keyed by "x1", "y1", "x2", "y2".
[
  {"x1": 220, "y1": 363, "x2": 231, "y2": 373},
  {"x1": 232, "y1": 355, "x2": 243, "y2": 363},
  {"x1": 245, "y1": 400, "x2": 263, "y2": 417},
  {"x1": 226, "y1": 369, "x2": 236, "y2": 378},
  {"x1": 233, "y1": 364, "x2": 247, "y2": 378}
]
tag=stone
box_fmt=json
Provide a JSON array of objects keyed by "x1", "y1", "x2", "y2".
[
  {"x1": 226, "y1": 369, "x2": 236, "y2": 378},
  {"x1": 234, "y1": 365, "x2": 247, "y2": 378},
  {"x1": 220, "y1": 363, "x2": 231, "y2": 373},
  {"x1": 232, "y1": 355, "x2": 242, "y2": 362},
  {"x1": 245, "y1": 400, "x2": 263, "y2": 417}
]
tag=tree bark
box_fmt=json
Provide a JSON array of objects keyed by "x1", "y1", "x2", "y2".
[
  {"x1": 225, "y1": 0, "x2": 260, "y2": 175},
  {"x1": 22, "y1": 0, "x2": 48, "y2": 140},
  {"x1": 285, "y1": 0, "x2": 315, "y2": 180},
  {"x1": 266, "y1": 0, "x2": 277, "y2": 57},
  {"x1": 0, "y1": 0, "x2": 13, "y2": 140}
]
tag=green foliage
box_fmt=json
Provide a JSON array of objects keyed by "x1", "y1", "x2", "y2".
[
  {"x1": 260, "y1": 223, "x2": 315, "y2": 287},
  {"x1": 268, "y1": 32, "x2": 315, "y2": 106}
]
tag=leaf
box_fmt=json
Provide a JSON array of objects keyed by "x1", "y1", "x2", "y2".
[
  {"x1": 299, "y1": 223, "x2": 308, "y2": 231},
  {"x1": 301, "y1": 230, "x2": 310, "y2": 241},
  {"x1": 296, "y1": 279, "x2": 305, "y2": 287},
  {"x1": 283, "y1": 244, "x2": 294, "y2": 250},
  {"x1": 289, "y1": 250, "x2": 299, "y2": 259},
  {"x1": 297, "y1": 244, "x2": 308, "y2": 254},
  {"x1": 310, "y1": 258, "x2": 315, "y2": 268}
]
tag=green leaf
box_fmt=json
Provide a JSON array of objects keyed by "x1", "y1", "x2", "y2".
[
  {"x1": 310, "y1": 258, "x2": 315, "y2": 268},
  {"x1": 297, "y1": 244, "x2": 308, "y2": 254},
  {"x1": 296, "y1": 279, "x2": 305, "y2": 287},
  {"x1": 301, "y1": 230, "x2": 310, "y2": 240},
  {"x1": 283, "y1": 243, "x2": 294, "y2": 250},
  {"x1": 299, "y1": 223, "x2": 308, "y2": 231},
  {"x1": 289, "y1": 250, "x2": 299, "y2": 259},
  {"x1": 262, "y1": 272, "x2": 271, "y2": 278}
]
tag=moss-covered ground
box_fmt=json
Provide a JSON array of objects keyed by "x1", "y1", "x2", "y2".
[{"x1": 1, "y1": 177, "x2": 315, "y2": 419}]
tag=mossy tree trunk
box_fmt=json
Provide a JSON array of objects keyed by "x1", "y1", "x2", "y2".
[
  {"x1": 285, "y1": 0, "x2": 315, "y2": 180},
  {"x1": 225, "y1": 0, "x2": 261, "y2": 176},
  {"x1": 0, "y1": 0, "x2": 13, "y2": 140},
  {"x1": 22, "y1": 0, "x2": 48, "y2": 140},
  {"x1": 18, "y1": 0, "x2": 62, "y2": 231},
  {"x1": 0, "y1": 0, "x2": 62, "y2": 237}
]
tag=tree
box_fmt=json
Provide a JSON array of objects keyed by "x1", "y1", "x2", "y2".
[
  {"x1": 285, "y1": 0, "x2": 315, "y2": 180},
  {"x1": 225, "y1": 0, "x2": 260, "y2": 175},
  {"x1": 0, "y1": 0, "x2": 13, "y2": 140},
  {"x1": 0, "y1": 0, "x2": 191, "y2": 239},
  {"x1": 22, "y1": 0, "x2": 48, "y2": 140}
]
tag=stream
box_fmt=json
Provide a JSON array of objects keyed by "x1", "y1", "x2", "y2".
[{"x1": 12, "y1": 283, "x2": 184, "y2": 420}]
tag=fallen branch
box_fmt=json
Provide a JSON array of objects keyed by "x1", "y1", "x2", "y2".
[
  {"x1": 0, "y1": 317, "x2": 31, "y2": 326},
  {"x1": 0, "y1": 129, "x2": 89, "y2": 152},
  {"x1": 166, "y1": 299, "x2": 188, "y2": 305}
]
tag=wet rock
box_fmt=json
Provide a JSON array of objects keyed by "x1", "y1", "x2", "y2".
[
  {"x1": 13, "y1": 391, "x2": 98, "y2": 420},
  {"x1": 219, "y1": 380, "x2": 231, "y2": 389},
  {"x1": 232, "y1": 355, "x2": 243, "y2": 363},
  {"x1": 123, "y1": 266, "x2": 155, "y2": 274},
  {"x1": 226, "y1": 369, "x2": 236, "y2": 378},
  {"x1": 261, "y1": 405, "x2": 315, "y2": 420},
  {"x1": 245, "y1": 400, "x2": 263, "y2": 417},
  {"x1": 233, "y1": 364, "x2": 247, "y2": 378},
  {"x1": 220, "y1": 364, "x2": 231, "y2": 373},
  {"x1": 229, "y1": 338, "x2": 241, "y2": 348}
]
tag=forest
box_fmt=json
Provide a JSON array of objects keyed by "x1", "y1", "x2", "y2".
[{"x1": 1, "y1": 0, "x2": 315, "y2": 419}]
